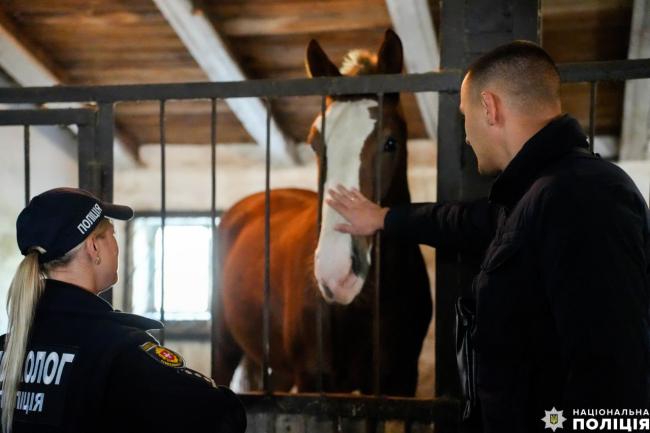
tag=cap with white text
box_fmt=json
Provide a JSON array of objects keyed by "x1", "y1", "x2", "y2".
[{"x1": 17, "y1": 187, "x2": 134, "y2": 264}]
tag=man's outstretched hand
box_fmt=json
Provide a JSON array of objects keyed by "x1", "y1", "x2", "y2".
[{"x1": 326, "y1": 185, "x2": 389, "y2": 236}]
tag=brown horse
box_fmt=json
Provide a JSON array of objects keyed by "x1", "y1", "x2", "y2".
[{"x1": 212, "y1": 30, "x2": 432, "y2": 396}]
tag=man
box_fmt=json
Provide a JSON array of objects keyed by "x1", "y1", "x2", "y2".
[{"x1": 327, "y1": 41, "x2": 650, "y2": 432}]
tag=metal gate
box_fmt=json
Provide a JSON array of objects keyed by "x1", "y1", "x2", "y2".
[{"x1": 0, "y1": 58, "x2": 649, "y2": 432}]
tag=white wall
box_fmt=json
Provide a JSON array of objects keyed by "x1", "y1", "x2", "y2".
[{"x1": 0, "y1": 125, "x2": 78, "y2": 333}]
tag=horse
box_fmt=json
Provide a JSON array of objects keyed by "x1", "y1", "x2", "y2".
[{"x1": 212, "y1": 29, "x2": 432, "y2": 396}]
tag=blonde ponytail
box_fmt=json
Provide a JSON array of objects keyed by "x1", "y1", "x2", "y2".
[
  {"x1": 1, "y1": 251, "x2": 44, "y2": 433},
  {"x1": 0, "y1": 218, "x2": 111, "y2": 432}
]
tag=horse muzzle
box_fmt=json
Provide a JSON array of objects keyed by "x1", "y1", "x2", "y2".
[{"x1": 317, "y1": 269, "x2": 365, "y2": 305}]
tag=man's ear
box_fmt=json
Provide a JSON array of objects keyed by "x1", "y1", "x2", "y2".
[{"x1": 480, "y1": 91, "x2": 499, "y2": 126}]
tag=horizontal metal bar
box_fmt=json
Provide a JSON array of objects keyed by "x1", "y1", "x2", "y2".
[
  {"x1": 238, "y1": 392, "x2": 460, "y2": 423},
  {"x1": 558, "y1": 58, "x2": 650, "y2": 83},
  {"x1": 0, "y1": 72, "x2": 463, "y2": 104},
  {"x1": 0, "y1": 108, "x2": 95, "y2": 126},
  {"x1": 0, "y1": 59, "x2": 646, "y2": 106}
]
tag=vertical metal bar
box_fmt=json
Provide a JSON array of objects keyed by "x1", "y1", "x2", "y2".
[
  {"x1": 23, "y1": 125, "x2": 30, "y2": 206},
  {"x1": 96, "y1": 102, "x2": 115, "y2": 202},
  {"x1": 588, "y1": 81, "x2": 598, "y2": 153},
  {"x1": 77, "y1": 123, "x2": 97, "y2": 195},
  {"x1": 373, "y1": 93, "x2": 384, "y2": 396},
  {"x1": 96, "y1": 103, "x2": 117, "y2": 303},
  {"x1": 317, "y1": 95, "x2": 327, "y2": 395},
  {"x1": 262, "y1": 98, "x2": 272, "y2": 394},
  {"x1": 210, "y1": 97, "x2": 219, "y2": 377},
  {"x1": 159, "y1": 99, "x2": 167, "y2": 345}
]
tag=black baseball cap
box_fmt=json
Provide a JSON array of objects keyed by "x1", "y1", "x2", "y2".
[{"x1": 17, "y1": 187, "x2": 134, "y2": 264}]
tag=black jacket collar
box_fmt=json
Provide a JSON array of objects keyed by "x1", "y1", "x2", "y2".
[
  {"x1": 489, "y1": 114, "x2": 589, "y2": 208},
  {"x1": 39, "y1": 279, "x2": 162, "y2": 331}
]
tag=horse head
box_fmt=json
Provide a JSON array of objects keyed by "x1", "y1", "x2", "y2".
[{"x1": 306, "y1": 29, "x2": 408, "y2": 305}]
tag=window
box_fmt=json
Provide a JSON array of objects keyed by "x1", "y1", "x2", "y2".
[{"x1": 126, "y1": 214, "x2": 219, "y2": 323}]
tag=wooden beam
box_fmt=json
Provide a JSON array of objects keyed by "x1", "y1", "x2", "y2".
[
  {"x1": 385, "y1": 0, "x2": 439, "y2": 139},
  {"x1": 0, "y1": 8, "x2": 140, "y2": 166},
  {"x1": 620, "y1": 0, "x2": 650, "y2": 160},
  {"x1": 153, "y1": 0, "x2": 298, "y2": 165}
]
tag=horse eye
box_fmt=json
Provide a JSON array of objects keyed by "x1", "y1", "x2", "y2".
[{"x1": 384, "y1": 137, "x2": 397, "y2": 153}]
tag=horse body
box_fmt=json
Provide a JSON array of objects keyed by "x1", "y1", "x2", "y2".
[{"x1": 213, "y1": 30, "x2": 432, "y2": 396}]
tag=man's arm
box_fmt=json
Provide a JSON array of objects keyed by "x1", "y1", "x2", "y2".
[{"x1": 326, "y1": 185, "x2": 500, "y2": 254}]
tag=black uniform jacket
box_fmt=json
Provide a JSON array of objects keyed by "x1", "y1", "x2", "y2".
[
  {"x1": 0, "y1": 279, "x2": 246, "y2": 433},
  {"x1": 385, "y1": 114, "x2": 650, "y2": 432}
]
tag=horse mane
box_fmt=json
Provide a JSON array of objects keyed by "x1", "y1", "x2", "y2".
[{"x1": 339, "y1": 49, "x2": 378, "y2": 76}]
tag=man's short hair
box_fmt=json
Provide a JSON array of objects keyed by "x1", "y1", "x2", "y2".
[{"x1": 466, "y1": 40, "x2": 561, "y2": 111}]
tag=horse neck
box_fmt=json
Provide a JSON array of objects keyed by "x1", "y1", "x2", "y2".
[{"x1": 382, "y1": 162, "x2": 411, "y2": 208}]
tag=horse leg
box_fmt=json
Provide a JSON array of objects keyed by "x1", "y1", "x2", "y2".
[
  {"x1": 212, "y1": 310, "x2": 243, "y2": 387},
  {"x1": 230, "y1": 356, "x2": 261, "y2": 391}
]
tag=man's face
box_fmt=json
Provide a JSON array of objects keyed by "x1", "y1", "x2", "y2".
[{"x1": 460, "y1": 75, "x2": 500, "y2": 176}]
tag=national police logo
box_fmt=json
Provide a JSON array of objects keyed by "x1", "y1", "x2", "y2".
[
  {"x1": 140, "y1": 342, "x2": 184, "y2": 368},
  {"x1": 541, "y1": 407, "x2": 566, "y2": 431}
]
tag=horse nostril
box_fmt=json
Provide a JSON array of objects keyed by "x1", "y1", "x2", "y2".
[
  {"x1": 322, "y1": 284, "x2": 335, "y2": 300},
  {"x1": 351, "y1": 252, "x2": 361, "y2": 276}
]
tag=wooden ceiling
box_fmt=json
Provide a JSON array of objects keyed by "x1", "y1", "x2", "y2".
[{"x1": 0, "y1": 0, "x2": 634, "y2": 153}]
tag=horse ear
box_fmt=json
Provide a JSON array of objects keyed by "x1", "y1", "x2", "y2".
[
  {"x1": 376, "y1": 29, "x2": 403, "y2": 75},
  {"x1": 306, "y1": 39, "x2": 342, "y2": 78}
]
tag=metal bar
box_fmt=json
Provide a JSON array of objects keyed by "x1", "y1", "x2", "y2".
[
  {"x1": 373, "y1": 93, "x2": 384, "y2": 397},
  {"x1": 159, "y1": 99, "x2": 167, "y2": 345},
  {"x1": 23, "y1": 125, "x2": 30, "y2": 206},
  {"x1": 588, "y1": 81, "x2": 598, "y2": 152},
  {"x1": 558, "y1": 59, "x2": 650, "y2": 83},
  {"x1": 0, "y1": 72, "x2": 463, "y2": 104},
  {"x1": 77, "y1": 124, "x2": 97, "y2": 194},
  {"x1": 0, "y1": 108, "x2": 95, "y2": 126},
  {"x1": 210, "y1": 97, "x2": 219, "y2": 377},
  {"x1": 238, "y1": 393, "x2": 460, "y2": 424},
  {"x1": 317, "y1": 95, "x2": 327, "y2": 395},
  {"x1": 0, "y1": 60, "x2": 647, "y2": 106},
  {"x1": 96, "y1": 103, "x2": 115, "y2": 202},
  {"x1": 262, "y1": 98, "x2": 272, "y2": 394}
]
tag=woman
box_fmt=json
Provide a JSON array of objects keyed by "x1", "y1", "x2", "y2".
[{"x1": 0, "y1": 187, "x2": 246, "y2": 433}]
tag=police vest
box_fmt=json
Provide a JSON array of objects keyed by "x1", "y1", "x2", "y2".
[{"x1": 0, "y1": 279, "x2": 162, "y2": 432}]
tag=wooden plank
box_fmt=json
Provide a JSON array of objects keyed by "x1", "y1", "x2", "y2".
[
  {"x1": 153, "y1": 0, "x2": 298, "y2": 164},
  {"x1": 0, "y1": 5, "x2": 140, "y2": 163},
  {"x1": 207, "y1": 0, "x2": 390, "y2": 37},
  {"x1": 620, "y1": 0, "x2": 650, "y2": 160},
  {"x1": 385, "y1": 0, "x2": 439, "y2": 138},
  {"x1": 542, "y1": 0, "x2": 632, "y2": 15}
]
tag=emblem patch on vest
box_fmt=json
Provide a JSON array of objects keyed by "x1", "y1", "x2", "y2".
[{"x1": 140, "y1": 342, "x2": 184, "y2": 368}]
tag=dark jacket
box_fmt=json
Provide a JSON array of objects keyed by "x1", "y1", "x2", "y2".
[
  {"x1": 385, "y1": 114, "x2": 650, "y2": 432},
  {"x1": 0, "y1": 279, "x2": 246, "y2": 433}
]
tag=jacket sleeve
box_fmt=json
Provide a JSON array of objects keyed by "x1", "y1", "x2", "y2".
[
  {"x1": 383, "y1": 198, "x2": 501, "y2": 254},
  {"x1": 536, "y1": 184, "x2": 650, "y2": 410},
  {"x1": 103, "y1": 342, "x2": 247, "y2": 433}
]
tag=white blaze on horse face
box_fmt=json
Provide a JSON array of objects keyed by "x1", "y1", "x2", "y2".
[{"x1": 314, "y1": 99, "x2": 377, "y2": 305}]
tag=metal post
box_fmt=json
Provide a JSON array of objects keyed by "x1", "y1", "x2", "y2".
[
  {"x1": 96, "y1": 103, "x2": 115, "y2": 202},
  {"x1": 159, "y1": 100, "x2": 167, "y2": 344},
  {"x1": 317, "y1": 95, "x2": 327, "y2": 395},
  {"x1": 589, "y1": 81, "x2": 598, "y2": 152},
  {"x1": 373, "y1": 93, "x2": 384, "y2": 397},
  {"x1": 210, "y1": 97, "x2": 220, "y2": 378},
  {"x1": 436, "y1": 0, "x2": 541, "y2": 399},
  {"x1": 263, "y1": 98, "x2": 272, "y2": 394},
  {"x1": 77, "y1": 122, "x2": 97, "y2": 195},
  {"x1": 23, "y1": 125, "x2": 30, "y2": 206}
]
